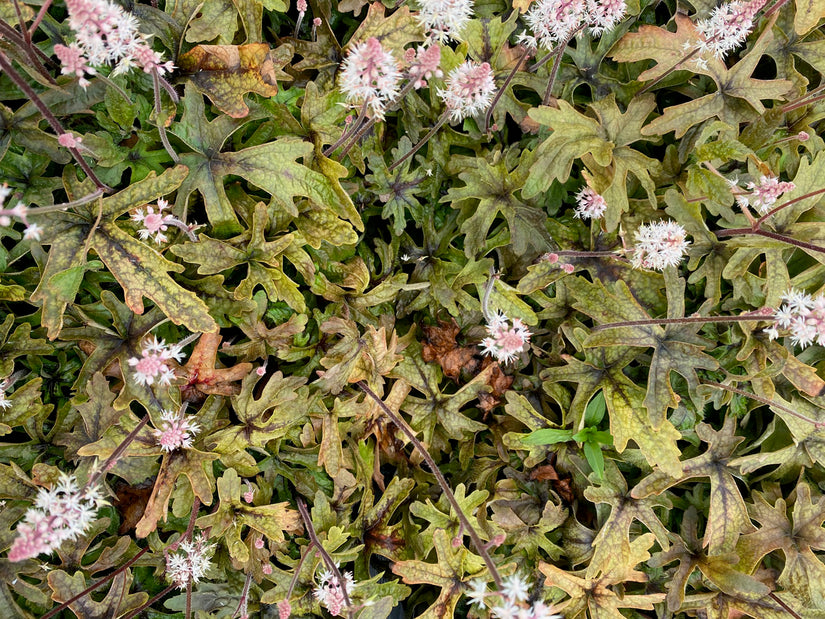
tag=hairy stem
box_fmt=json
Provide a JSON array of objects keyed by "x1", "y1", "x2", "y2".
[
  {"x1": 388, "y1": 113, "x2": 449, "y2": 172},
  {"x1": 0, "y1": 51, "x2": 110, "y2": 191},
  {"x1": 296, "y1": 498, "x2": 355, "y2": 619},
  {"x1": 702, "y1": 381, "x2": 824, "y2": 428},
  {"x1": 591, "y1": 311, "x2": 774, "y2": 332},
  {"x1": 484, "y1": 47, "x2": 530, "y2": 132},
  {"x1": 153, "y1": 69, "x2": 180, "y2": 163},
  {"x1": 123, "y1": 584, "x2": 178, "y2": 619},
  {"x1": 716, "y1": 227, "x2": 825, "y2": 255},
  {"x1": 357, "y1": 381, "x2": 503, "y2": 588}
]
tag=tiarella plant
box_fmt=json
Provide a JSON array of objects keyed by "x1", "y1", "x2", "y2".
[{"x1": 1, "y1": 0, "x2": 825, "y2": 616}]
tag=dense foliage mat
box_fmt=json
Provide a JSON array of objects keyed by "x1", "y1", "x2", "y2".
[{"x1": 1, "y1": 0, "x2": 825, "y2": 615}]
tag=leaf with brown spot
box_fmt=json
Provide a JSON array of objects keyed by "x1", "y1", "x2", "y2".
[
  {"x1": 178, "y1": 43, "x2": 293, "y2": 118},
  {"x1": 179, "y1": 333, "x2": 254, "y2": 403}
]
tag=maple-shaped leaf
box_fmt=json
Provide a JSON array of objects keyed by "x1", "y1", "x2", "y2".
[
  {"x1": 354, "y1": 476, "x2": 416, "y2": 563},
  {"x1": 735, "y1": 484, "x2": 825, "y2": 609},
  {"x1": 583, "y1": 461, "x2": 671, "y2": 579},
  {"x1": 28, "y1": 165, "x2": 217, "y2": 337},
  {"x1": 444, "y1": 150, "x2": 551, "y2": 257},
  {"x1": 347, "y1": 2, "x2": 424, "y2": 57},
  {"x1": 390, "y1": 341, "x2": 489, "y2": 451},
  {"x1": 209, "y1": 371, "x2": 310, "y2": 450},
  {"x1": 315, "y1": 318, "x2": 404, "y2": 395},
  {"x1": 178, "y1": 332, "x2": 253, "y2": 403},
  {"x1": 612, "y1": 14, "x2": 792, "y2": 137},
  {"x1": 392, "y1": 528, "x2": 486, "y2": 619},
  {"x1": 576, "y1": 273, "x2": 720, "y2": 426},
  {"x1": 178, "y1": 43, "x2": 293, "y2": 118},
  {"x1": 539, "y1": 533, "x2": 665, "y2": 618},
  {"x1": 488, "y1": 478, "x2": 566, "y2": 558},
  {"x1": 171, "y1": 83, "x2": 361, "y2": 237},
  {"x1": 524, "y1": 95, "x2": 660, "y2": 231},
  {"x1": 542, "y1": 347, "x2": 683, "y2": 477},
  {"x1": 398, "y1": 255, "x2": 492, "y2": 319},
  {"x1": 54, "y1": 373, "x2": 122, "y2": 459},
  {"x1": 59, "y1": 291, "x2": 167, "y2": 397},
  {"x1": 197, "y1": 469, "x2": 301, "y2": 563},
  {"x1": 172, "y1": 203, "x2": 306, "y2": 311},
  {"x1": 0, "y1": 313, "x2": 52, "y2": 376},
  {"x1": 632, "y1": 417, "x2": 755, "y2": 555},
  {"x1": 47, "y1": 569, "x2": 147, "y2": 619},
  {"x1": 409, "y1": 483, "x2": 489, "y2": 551},
  {"x1": 649, "y1": 506, "x2": 770, "y2": 612},
  {"x1": 134, "y1": 444, "x2": 219, "y2": 538},
  {"x1": 729, "y1": 392, "x2": 825, "y2": 476}
]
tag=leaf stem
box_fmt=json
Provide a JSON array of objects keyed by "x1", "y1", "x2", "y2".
[
  {"x1": 541, "y1": 30, "x2": 580, "y2": 106},
  {"x1": 702, "y1": 380, "x2": 824, "y2": 428},
  {"x1": 40, "y1": 547, "x2": 150, "y2": 619},
  {"x1": 357, "y1": 381, "x2": 503, "y2": 588},
  {"x1": 484, "y1": 46, "x2": 530, "y2": 132},
  {"x1": 591, "y1": 310, "x2": 775, "y2": 331},
  {"x1": 152, "y1": 68, "x2": 180, "y2": 163},
  {"x1": 296, "y1": 498, "x2": 356, "y2": 619},
  {"x1": 388, "y1": 112, "x2": 449, "y2": 172},
  {"x1": 716, "y1": 227, "x2": 825, "y2": 255},
  {"x1": 0, "y1": 50, "x2": 110, "y2": 192}
]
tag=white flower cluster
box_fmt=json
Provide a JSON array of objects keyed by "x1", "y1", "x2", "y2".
[
  {"x1": 8, "y1": 474, "x2": 106, "y2": 562},
  {"x1": 166, "y1": 533, "x2": 214, "y2": 589},
  {"x1": 519, "y1": 0, "x2": 626, "y2": 51},
  {"x1": 438, "y1": 61, "x2": 497, "y2": 123},
  {"x1": 56, "y1": 0, "x2": 173, "y2": 88},
  {"x1": 574, "y1": 187, "x2": 607, "y2": 219},
  {"x1": 127, "y1": 336, "x2": 186, "y2": 386},
  {"x1": 153, "y1": 409, "x2": 201, "y2": 452},
  {"x1": 694, "y1": 0, "x2": 766, "y2": 59},
  {"x1": 735, "y1": 175, "x2": 795, "y2": 214},
  {"x1": 339, "y1": 37, "x2": 402, "y2": 120},
  {"x1": 765, "y1": 289, "x2": 825, "y2": 348},
  {"x1": 416, "y1": 0, "x2": 474, "y2": 43},
  {"x1": 466, "y1": 573, "x2": 561, "y2": 618},
  {"x1": 314, "y1": 567, "x2": 355, "y2": 617},
  {"x1": 481, "y1": 311, "x2": 532, "y2": 364},
  {"x1": 631, "y1": 220, "x2": 690, "y2": 271}
]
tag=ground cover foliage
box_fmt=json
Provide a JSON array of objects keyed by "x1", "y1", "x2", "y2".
[{"x1": 1, "y1": 0, "x2": 825, "y2": 614}]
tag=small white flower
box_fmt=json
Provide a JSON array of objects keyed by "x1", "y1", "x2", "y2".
[
  {"x1": 767, "y1": 288, "x2": 825, "y2": 348},
  {"x1": 153, "y1": 409, "x2": 201, "y2": 452},
  {"x1": 501, "y1": 573, "x2": 530, "y2": 603},
  {"x1": 631, "y1": 220, "x2": 690, "y2": 271},
  {"x1": 415, "y1": 0, "x2": 474, "y2": 42},
  {"x1": 438, "y1": 61, "x2": 497, "y2": 123},
  {"x1": 339, "y1": 37, "x2": 401, "y2": 120},
  {"x1": 465, "y1": 578, "x2": 489, "y2": 608},
  {"x1": 127, "y1": 336, "x2": 185, "y2": 386},
  {"x1": 481, "y1": 312, "x2": 532, "y2": 364},
  {"x1": 573, "y1": 187, "x2": 607, "y2": 220},
  {"x1": 24, "y1": 224, "x2": 43, "y2": 241},
  {"x1": 166, "y1": 533, "x2": 214, "y2": 589},
  {"x1": 693, "y1": 0, "x2": 766, "y2": 59},
  {"x1": 132, "y1": 198, "x2": 175, "y2": 244}
]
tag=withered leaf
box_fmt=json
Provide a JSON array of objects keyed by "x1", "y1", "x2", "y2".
[{"x1": 178, "y1": 43, "x2": 294, "y2": 118}]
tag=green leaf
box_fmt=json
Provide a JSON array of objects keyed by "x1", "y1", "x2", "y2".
[
  {"x1": 632, "y1": 418, "x2": 755, "y2": 555},
  {"x1": 444, "y1": 150, "x2": 551, "y2": 257},
  {"x1": 522, "y1": 428, "x2": 576, "y2": 445},
  {"x1": 524, "y1": 100, "x2": 614, "y2": 199},
  {"x1": 90, "y1": 221, "x2": 217, "y2": 333}
]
